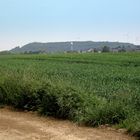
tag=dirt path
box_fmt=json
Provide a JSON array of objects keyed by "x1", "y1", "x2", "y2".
[{"x1": 0, "y1": 107, "x2": 135, "y2": 140}]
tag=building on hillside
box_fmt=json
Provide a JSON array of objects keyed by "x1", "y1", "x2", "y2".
[{"x1": 87, "y1": 48, "x2": 94, "y2": 53}]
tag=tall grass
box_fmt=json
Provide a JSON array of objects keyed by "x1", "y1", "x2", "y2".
[{"x1": 0, "y1": 52, "x2": 140, "y2": 137}]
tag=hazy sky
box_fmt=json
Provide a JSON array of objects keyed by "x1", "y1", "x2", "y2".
[{"x1": 0, "y1": 0, "x2": 140, "y2": 51}]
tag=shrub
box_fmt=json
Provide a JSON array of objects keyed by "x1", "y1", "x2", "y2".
[{"x1": 120, "y1": 113, "x2": 140, "y2": 138}]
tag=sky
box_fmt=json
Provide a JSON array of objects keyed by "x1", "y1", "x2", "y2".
[{"x1": 0, "y1": 0, "x2": 140, "y2": 51}]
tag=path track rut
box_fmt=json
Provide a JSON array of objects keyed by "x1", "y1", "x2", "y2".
[{"x1": 0, "y1": 107, "x2": 135, "y2": 140}]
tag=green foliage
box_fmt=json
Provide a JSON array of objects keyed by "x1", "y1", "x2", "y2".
[
  {"x1": 119, "y1": 113, "x2": 140, "y2": 138},
  {"x1": 102, "y1": 46, "x2": 110, "y2": 52},
  {"x1": 0, "y1": 52, "x2": 140, "y2": 138}
]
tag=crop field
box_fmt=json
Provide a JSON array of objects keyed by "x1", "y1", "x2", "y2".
[{"x1": 0, "y1": 53, "x2": 140, "y2": 137}]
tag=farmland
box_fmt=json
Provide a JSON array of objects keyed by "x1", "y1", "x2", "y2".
[{"x1": 0, "y1": 53, "x2": 140, "y2": 137}]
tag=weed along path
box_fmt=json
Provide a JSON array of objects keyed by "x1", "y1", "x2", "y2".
[{"x1": 0, "y1": 107, "x2": 135, "y2": 140}]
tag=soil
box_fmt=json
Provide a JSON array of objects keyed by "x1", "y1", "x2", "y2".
[{"x1": 0, "y1": 107, "x2": 135, "y2": 140}]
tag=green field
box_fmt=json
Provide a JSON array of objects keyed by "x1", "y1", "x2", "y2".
[{"x1": 0, "y1": 53, "x2": 140, "y2": 137}]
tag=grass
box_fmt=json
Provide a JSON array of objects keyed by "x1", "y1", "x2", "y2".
[{"x1": 0, "y1": 52, "x2": 140, "y2": 138}]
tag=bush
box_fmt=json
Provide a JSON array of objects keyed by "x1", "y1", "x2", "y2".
[
  {"x1": 37, "y1": 85, "x2": 60, "y2": 116},
  {"x1": 74, "y1": 97, "x2": 128, "y2": 126},
  {"x1": 0, "y1": 78, "x2": 40, "y2": 110},
  {"x1": 38, "y1": 85, "x2": 84, "y2": 119},
  {"x1": 0, "y1": 79, "x2": 134, "y2": 128},
  {"x1": 120, "y1": 113, "x2": 140, "y2": 138}
]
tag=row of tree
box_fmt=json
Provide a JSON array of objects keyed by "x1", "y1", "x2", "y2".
[{"x1": 101, "y1": 46, "x2": 126, "y2": 52}]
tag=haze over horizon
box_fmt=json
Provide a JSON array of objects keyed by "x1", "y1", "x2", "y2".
[{"x1": 0, "y1": 0, "x2": 140, "y2": 51}]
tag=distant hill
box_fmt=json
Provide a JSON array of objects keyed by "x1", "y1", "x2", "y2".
[{"x1": 10, "y1": 41, "x2": 140, "y2": 53}]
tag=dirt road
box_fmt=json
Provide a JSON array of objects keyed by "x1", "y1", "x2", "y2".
[{"x1": 0, "y1": 107, "x2": 135, "y2": 140}]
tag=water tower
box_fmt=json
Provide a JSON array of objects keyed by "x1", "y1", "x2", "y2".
[{"x1": 70, "y1": 42, "x2": 73, "y2": 51}]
